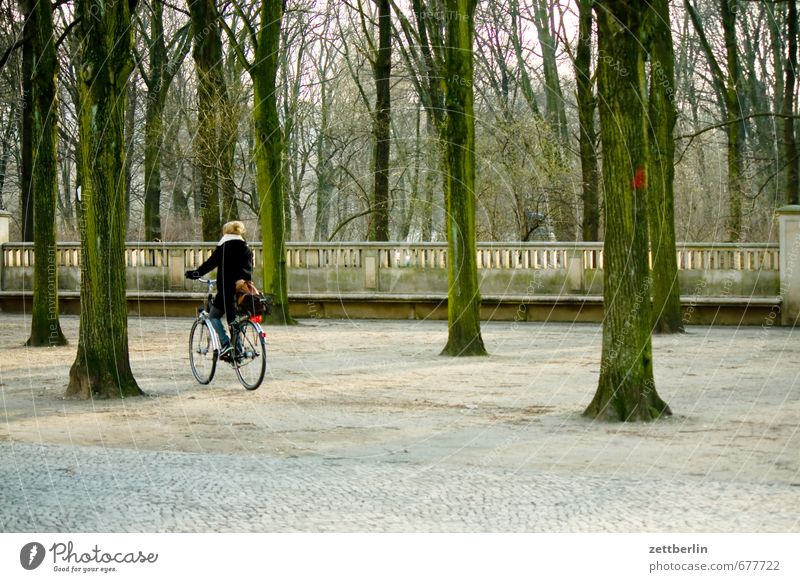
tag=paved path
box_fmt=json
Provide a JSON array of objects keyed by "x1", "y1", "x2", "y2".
[{"x1": 2, "y1": 442, "x2": 798, "y2": 532}]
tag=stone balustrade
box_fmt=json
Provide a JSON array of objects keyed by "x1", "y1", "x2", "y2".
[
  {"x1": 1, "y1": 205, "x2": 798, "y2": 324},
  {"x1": 0, "y1": 239, "x2": 781, "y2": 297}
]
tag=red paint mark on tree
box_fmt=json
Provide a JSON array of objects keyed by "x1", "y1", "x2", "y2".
[{"x1": 631, "y1": 167, "x2": 646, "y2": 189}]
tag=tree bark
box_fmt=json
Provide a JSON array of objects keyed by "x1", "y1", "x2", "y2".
[
  {"x1": 67, "y1": 0, "x2": 142, "y2": 398},
  {"x1": 23, "y1": 0, "x2": 67, "y2": 346},
  {"x1": 189, "y1": 0, "x2": 223, "y2": 241},
  {"x1": 20, "y1": 11, "x2": 34, "y2": 242},
  {"x1": 253, "y1": 1, "x2": 294, "y2": 325},
  {"x1": 143, "y1": 1, "x2": 166, "y2": 241},
  {"x1": 645, "y1": 0, "x2": 683, "y2": 334},
  {"x1": 315, "y1": 80, "x2": 333, "y2": 240},
  {"x1": 720, "y1": 0, "x2": 746, "y2": 241},
  {"x1": 440, "y1": 0, "x2": 486, "y2": 357},
  {"x1": 784, "y1": 0, "x2": 799, "y2": 205},
  {"x1": 219, "y1": 90, "x2": 240, "y2": 223},
  {"x1": 220, "y1": 44, "x2": 240, "y2": 224},
  {"x1": 584, "y1": 0, "x2": 670, "y2": 421},
  {"x1": 575, "y1": 0, "x2": 599, "y2": 241},
  {"x1": 369, "y1": 0, "x2": 392, "y2": 241},
  {"x1": 124, "y1": 75, "x2": 136, "y2": 229},
  {"x1": 0, "y1": 102, "x2": 16, "y2": 210}
]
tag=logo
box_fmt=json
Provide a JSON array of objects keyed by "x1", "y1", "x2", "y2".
[{"x1": 20, "y1": 542, "x2": 46, "y2": 570}]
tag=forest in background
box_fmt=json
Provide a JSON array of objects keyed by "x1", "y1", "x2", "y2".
[{"x1": 0, "y1": 0, "x2": 797, "y2": 244}]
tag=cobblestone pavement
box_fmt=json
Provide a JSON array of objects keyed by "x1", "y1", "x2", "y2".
[{"x1": 1, "y1": 442, "x2": 798, "y2": 532}]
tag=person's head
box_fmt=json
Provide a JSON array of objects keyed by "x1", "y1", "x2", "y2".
[{"x1": 223, "y1": 221, "x2": 246, "y2": 237}]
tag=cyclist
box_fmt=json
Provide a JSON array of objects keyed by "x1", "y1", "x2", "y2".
[{"x1": 185, "y1": 221, "x2": 253, "y2": 361}]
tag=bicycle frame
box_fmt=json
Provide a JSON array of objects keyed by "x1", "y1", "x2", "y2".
[{"x1": 197, "y1": 278, "x2": 223, "y2": 353}]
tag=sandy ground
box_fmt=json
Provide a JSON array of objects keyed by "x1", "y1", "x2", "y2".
[{"x1": 0, "y1": 313, "x2": 798, "y2": 487}]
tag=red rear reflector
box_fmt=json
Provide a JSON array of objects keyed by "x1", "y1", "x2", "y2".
[{"x1": 250, "y1": 315, "x2": 262, "y2": 323}]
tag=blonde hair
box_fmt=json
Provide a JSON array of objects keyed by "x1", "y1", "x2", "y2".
[{"x1": 223, "y1": 221, "x2": 246, "y2": 236}]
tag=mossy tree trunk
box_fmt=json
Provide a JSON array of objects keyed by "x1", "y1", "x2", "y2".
[
  {"x1": 575, "y1": 0, "x2": 600, "y2": 241},
  {"x1": 24, "y1": 0, "x2": 67, "y2": 346},
  {"x1": 369, "y1": 0, "x2": 391, "y2": 242},
  {"x1": 189, "y1": 0, "x2": 224, "y2": 241},
  {"x1": 645, "y1": 0, "x2": 683, "y2": 334},
  {"x1": 720, "y1": 0, "x2": 745, "y2": 241},
  {"x1": 251, "y1": 1, "x2": 293, "y2": 325},
  {"x1": 584, "y1": 0, "x2": 670, "y2": 421},
  {"x1": 67, "y1": 0, "x2": 142, "y2": 399},
  {"x1": 440, "y1": 0, "x2": 486, "y2": 357}
]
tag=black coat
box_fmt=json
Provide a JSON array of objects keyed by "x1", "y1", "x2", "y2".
[{"x1": 196, "y1": 239, "x2": 253, "y2": 322}]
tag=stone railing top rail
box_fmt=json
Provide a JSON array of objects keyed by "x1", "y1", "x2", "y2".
[{"x1": 0, "y1": 241, "x2": 781, "y2": 248}]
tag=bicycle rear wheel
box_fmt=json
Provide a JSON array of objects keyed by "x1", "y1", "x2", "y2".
[
  {"x1": 233, "y1": 320, "x2": 267, "y2": 390},
  {"x1": 190, "y1": 318, "x2": 218, "y2": 384}
]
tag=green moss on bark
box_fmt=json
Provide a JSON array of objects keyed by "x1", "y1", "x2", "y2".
[
  {"x1": 583, "y1": 1, "x2": 670, "y2": 422},
  {"x1": 440, "y1": 0, "x2": 486, "y2": 357},
  {"x1": 25, "y1": 0, "x2": 67, "y2": 347},
  {"x1": 253, "y1": 1, "x2": 295, "y2": 326},
  {"x1": 645, "y1": 0, "x2": 683, "y2": 334},
  {"x1": 67, "y1": 0, "x2": 141, "y2": 399}
]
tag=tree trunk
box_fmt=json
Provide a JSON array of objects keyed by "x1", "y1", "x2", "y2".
[
  {"x1": 220, "y1": 86, "x2": 240, "y2": 223},
  {"x1": 721, "y1": 0, "x2": 746, "y2": 241},
  {"x1": 509, "y1": 0, "x2": 542, "y2": 119},
  {"x1": 584, "y1": 0, "x2": 670, "y2": 421},
  {"x1": 124, "y1": 76, "x2": 137, "y2": 230},
  {"x1": 369, "y1": 0, "x2": 392, "y2": 241},
  {"x1": 253, "y1": 1, "x2": 294, "y2": 325},
  {"x1": 532, "y1": 0, "x2": 568, "y2": 143},
  {"x1": 20, "y1": 13, "x2": 34, "y2": 242},
  {"x1": 221, "y1": 46, "x2": 240, "y2": 223},
  {"x1": 784, "y1": 0, "x2": 799, "y2": 205},
  {"x1": 685, "y1": 0, "x2": 747, "y2": 241},
  {"x1": 399, "y1": 102, "x2": 423, "y2": 241},
  {"x1": 67, "y1": 0, "x2": 142, "y2": 399},
  {"x1": 143, "y1": 91, "x2": 164, "y2": 241},
  {"x1": 143, "y1": 1, "x2": 165, "y2": 241},
  {"x1": 423, "y1": 111, "x2": 437, "y2": 240},
  {"x1": 575, "y1": 0, "x2": 599, "y2": 241},
  {"x1": 645, "y1": 0, "x2": 683, "y2": 334},
  {"x1": 24, "y1": 0, "x2": 67, "y2": 346},
  {"x1": 315, "y1": 87, "x2": 333, "y2": 240},
  {"x1": 0, "y1": 104, "x2": 15, "y2": 210},
  {"x1": 189, "y1": 0, "x2": 223, "y2": 241},
  {"x1": 440, "y1": 0, "x2": 486, "y2": 357},
  {"x1": 59, "y1": 138, "x2": 74, "y2": 226}
]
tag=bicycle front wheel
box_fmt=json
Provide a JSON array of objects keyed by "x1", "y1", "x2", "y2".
[
  {"x1": 233, "y1": 321, "x2": 267, "y2": 390},
  {"x1": 190, "y1": 318, "x2": 218, "y2": 384}
]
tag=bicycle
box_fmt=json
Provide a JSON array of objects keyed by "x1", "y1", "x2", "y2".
[{"x1": 189, "y1": 278, "x2": 268, "y2": 390}]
